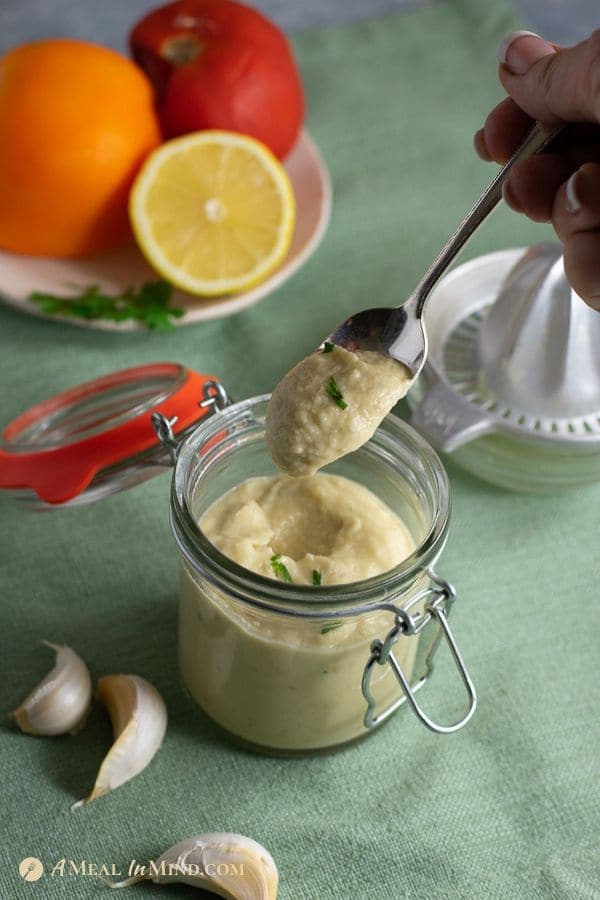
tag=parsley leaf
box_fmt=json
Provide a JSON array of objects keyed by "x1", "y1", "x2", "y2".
[
  {"x1": 312, "y1": 569, "x2": 322, "y2": 586},
  {"x1": 321, "y1": 622, "x2": 342, "y2": 635},
  {"x1": 326, "y1": 375, "x2": 348, "y2": 410},
  {"x1": 322, "y1": 342, "x2": 335, "y2": 353},
  {"x1": 270, "y1": 553, "x2": 293, "y2": 583},
  {"x1": 28, "y1": 281, "x2": 184, "y2": 331}
]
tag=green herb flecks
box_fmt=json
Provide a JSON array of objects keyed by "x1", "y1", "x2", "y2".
[
  {"x1": 28, "y1": 281, "x2": 185, "y2": 331},
  {"x1": 326, "y1": 375, "x2": 348, "y2": 410},
  {"x1": 312, "y1": 569, "x2": 322, "y2": 586},
  {"x1": 322, "y1": 342, "x2": 335, "y2": 353},
  {"x1": 270, "y1": 554, "x2": 293, "y2": 583},
  {"x1": 321, "y1": 622, "x2": 342, "y2": 635}
]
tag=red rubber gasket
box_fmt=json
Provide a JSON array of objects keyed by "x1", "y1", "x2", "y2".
[{"x1": 0, "y1": 363, "x2": 219, "y2": 504}]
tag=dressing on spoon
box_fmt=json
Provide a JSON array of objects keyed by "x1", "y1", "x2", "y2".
[{"x1": 266, "y1": 343, "x2": 412, "y2": 475}]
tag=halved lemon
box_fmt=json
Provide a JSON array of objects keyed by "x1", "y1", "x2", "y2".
[{"x1": 129, "y1": 130, "x2": 296, "y2": 296}]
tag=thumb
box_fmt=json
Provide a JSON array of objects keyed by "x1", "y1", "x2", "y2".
[{"x1": 497, "y1": 30, "x2": 600, "y2": 126}]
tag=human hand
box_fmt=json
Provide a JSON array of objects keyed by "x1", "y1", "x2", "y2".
[{"x1": 474, "y1": 30, "x2": 600, "y2": 310}]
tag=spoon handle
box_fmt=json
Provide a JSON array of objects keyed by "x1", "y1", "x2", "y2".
[{"x1": 408, "y1": 122, "x2": 563, "y2": 319}]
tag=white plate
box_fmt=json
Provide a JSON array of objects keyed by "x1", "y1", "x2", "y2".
[{"x1": 0, "y1": 130, "x2": 332, "y2": 330}]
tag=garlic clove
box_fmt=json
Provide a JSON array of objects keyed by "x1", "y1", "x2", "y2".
[
  {"x1": 108, "y1": 833, "x2": 278, "y2": 899},
  {"x1": 11, "y1": 641, "x2": 92, "y2": 736},
  {"x1": 73, "y1": 674, "x2": 167, "y2": 808}
]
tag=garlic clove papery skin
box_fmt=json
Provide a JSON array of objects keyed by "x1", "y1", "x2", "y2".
[
  {"x1": 11, "y1": 641, "x2": 92, "y2": 736},
  {"x1": 75, "y1": 674, "x2": 167, "y2": 807},
  {"x1": 108, "y1": 833, "x2": 278, "y2": 899},
  {"x1": 153, "y1": 834, "x2": 278, "y2": 899}
]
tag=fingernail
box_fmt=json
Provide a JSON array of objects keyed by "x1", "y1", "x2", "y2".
[
  {"x1": 565, "y1": 170, "x2": 582, "y2": 213},
  {"x1": 497, "y1": 30, "x2": 556, "y2": 75}
]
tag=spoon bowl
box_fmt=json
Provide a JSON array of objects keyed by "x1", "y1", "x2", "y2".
[{"x1": 326, "y1": 304, "x2": 426, "y2": 378}]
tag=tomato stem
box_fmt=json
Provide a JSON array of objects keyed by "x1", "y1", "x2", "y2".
[{"x1": 161, "y1": 35, "x2": 203, "y2": 65}]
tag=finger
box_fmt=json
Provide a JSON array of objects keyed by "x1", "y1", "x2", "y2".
[
  {"x1": 498, "y1": 30, "x2": 600, "y2": 126},
  {"x1": 476, "y1": 111, "x2": 600, "y2": 169},
  {"x1": 478, "y1": 97, "x2": 533, "y2": 164},
  {"x1": 563, "y1": 234, "x2": 600, "y2": 310},
  {"x1": 551, "y1": 162, "x2": 600, "y2": 308},
  {"x1": 553, "y1": 162, "x2": 600, "y2": 237},
  {"x1": 502, "y1": 154, "x2": 574, "y2": 221},
  {"x1": 473, "y1": 128, "x2": 491, "y2": 161}
]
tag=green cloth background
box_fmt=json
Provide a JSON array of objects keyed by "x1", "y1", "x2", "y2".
[{"x1": 1, "y1": 2, "x2": 599, "y2": 898}]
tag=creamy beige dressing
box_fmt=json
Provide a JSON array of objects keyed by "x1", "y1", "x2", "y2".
[
  {"x1": 181, "y1": 347, "x2": 418, "y2": 750},
  {"x1": 179, "y1": 473, "x2": 421, "y2": 751},
  {"x1": 266, "y1": 346, "x2": 413, "y2": 476},
  {"x1": 198, "y1": 473, "x2": 414, "y2": 585}
]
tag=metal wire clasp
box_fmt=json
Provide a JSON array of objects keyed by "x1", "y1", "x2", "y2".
[
  {"x1": 151, "y1": 380, "x2": 229, "y2": 466},
  {"x1": 361, "y1": 572, "x2": 477, "y2": 735},
  {"x1": 151, "y1": 413, "x2": 180, "y2": 465},
  {"x1": 198, "y1": 380, "x2": 229, "y2": 414}
]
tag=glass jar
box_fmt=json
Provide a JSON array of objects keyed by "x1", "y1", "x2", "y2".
[
  {"x1": 169, "y1": 395, "x2": 476, "y2": 754},
  {"x1": 0, "y1": 367, "x2": 475, "y2": 752}
]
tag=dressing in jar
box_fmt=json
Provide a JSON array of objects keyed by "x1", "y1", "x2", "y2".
[{"x1": 169, "y1": 395, "x2": 476, "y2": 753}]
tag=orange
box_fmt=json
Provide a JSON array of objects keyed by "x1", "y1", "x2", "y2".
[{"x1": 0, "y1": 39, "x2": 162, "y2": 258}]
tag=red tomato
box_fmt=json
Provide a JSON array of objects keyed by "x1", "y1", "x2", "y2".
[{"x1": 129, "y1": 0, "x2": 305, "y2": 159}]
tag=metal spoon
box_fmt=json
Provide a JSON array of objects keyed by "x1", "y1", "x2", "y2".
[{"x1": 325, "y1": 123, "x2": 562, "y2": 378}]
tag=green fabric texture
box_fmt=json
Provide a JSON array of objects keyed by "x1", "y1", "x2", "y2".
[{"x1": 1, "y1": 2, "x2": 599, "y2": 898}]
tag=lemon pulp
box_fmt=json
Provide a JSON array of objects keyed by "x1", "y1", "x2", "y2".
[{"x1": 129, "y1": 130, "x2": 296, "y2": 296}]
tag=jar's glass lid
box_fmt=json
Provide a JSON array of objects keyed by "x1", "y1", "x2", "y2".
[{"x1": 0, "y1": 362, "x2": 222, "y2": 507}]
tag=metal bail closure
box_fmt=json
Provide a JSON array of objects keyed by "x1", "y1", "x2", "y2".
[
  {"x1": 362, "y1": 575, "x2": 477, "y2": 734},
  {"x1": 151, "y1": 379, "x2": 230, "y2": 466}
]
